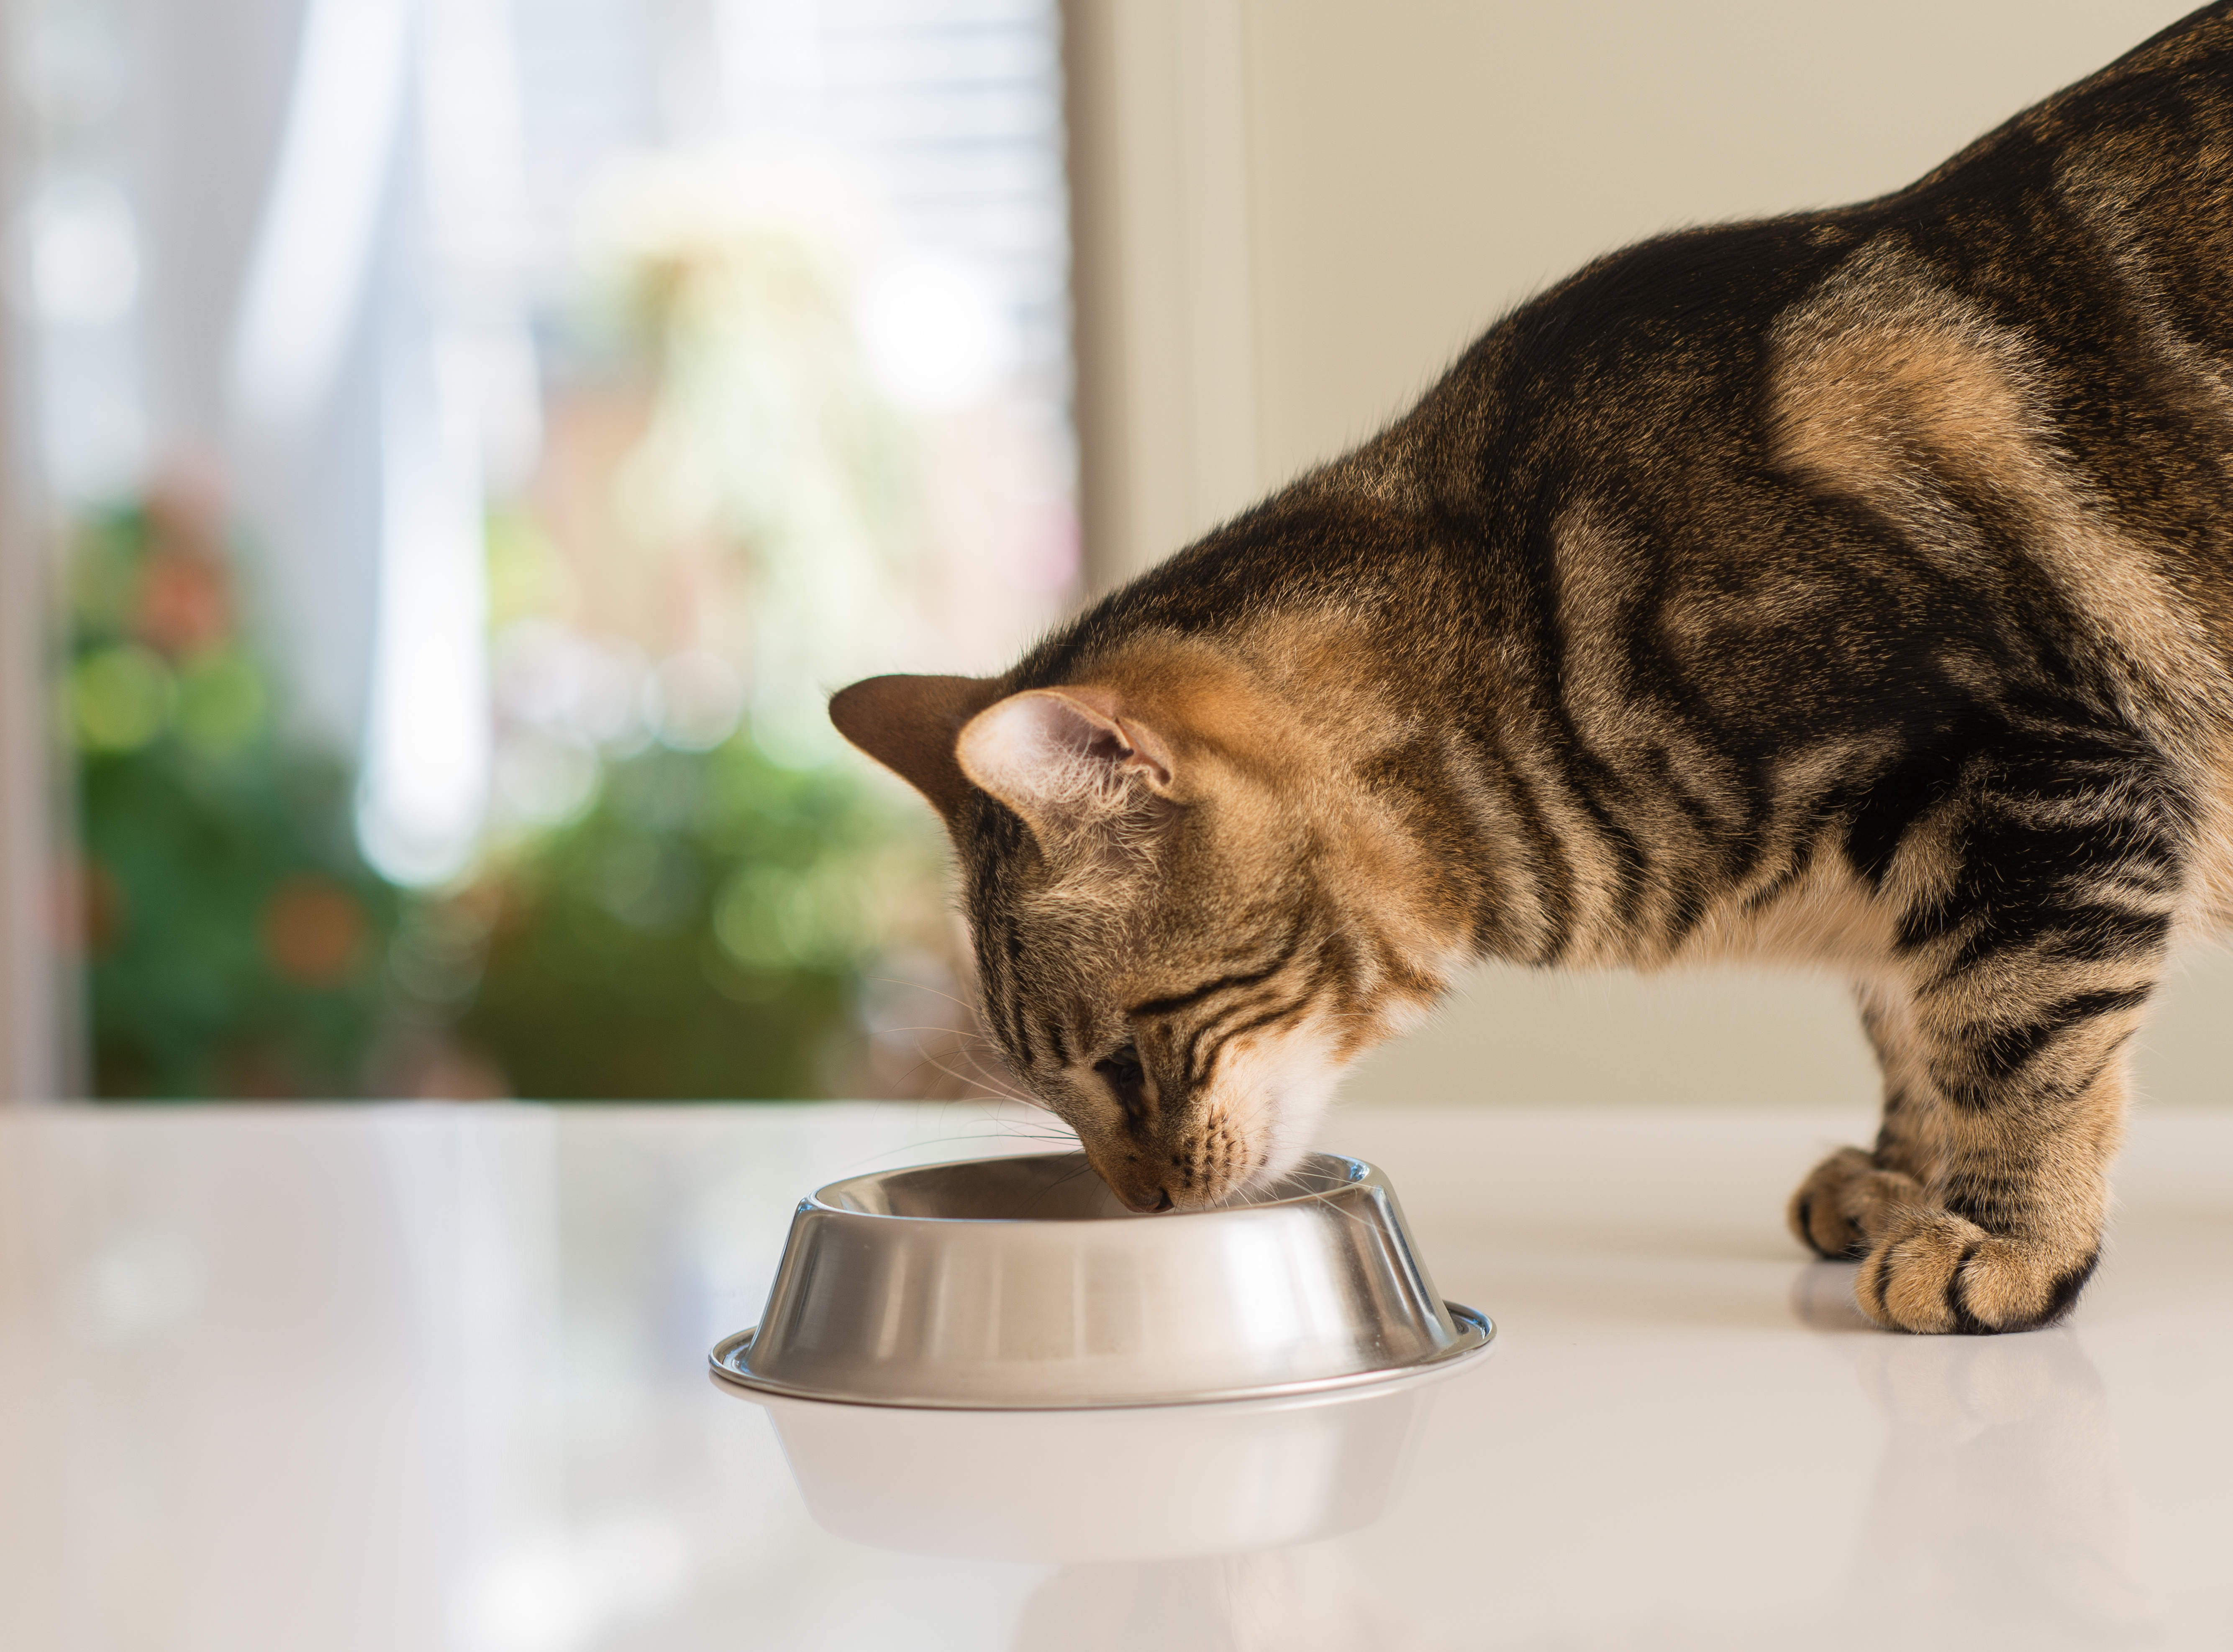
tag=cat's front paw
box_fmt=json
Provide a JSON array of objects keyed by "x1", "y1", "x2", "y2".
[
  {"x1": 1788, "y1": 1145, "x2": 1924, "y2": 1260},
  {"x1": 1853, "y1": 1209, "x2": 2101, "y2": 1334}
]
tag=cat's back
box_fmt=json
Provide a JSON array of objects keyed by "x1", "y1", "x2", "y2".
[
  {"x1": 1895, "y1": 0, "x2": 2233, "y2": 352},
  {"x1": 1375, "y1": 4, "x2": 2233, "y2": 714},
  {"x1": 1061, "y1": 3, "x2": 2233, "y2": 732},
  {"x1": 1777, "y1": 0, "x2": 2233, "y2": 715}
]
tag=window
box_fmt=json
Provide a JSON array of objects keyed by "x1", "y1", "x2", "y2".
[{"x1": 12, "y1": 0, "x2": 1075, "y2": 1099}]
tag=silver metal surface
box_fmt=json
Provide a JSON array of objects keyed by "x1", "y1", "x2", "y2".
[{"x1": 709, "y1": 1151, "x2": 1495, "y2": 1409}]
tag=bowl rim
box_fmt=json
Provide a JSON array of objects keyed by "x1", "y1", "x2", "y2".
[
  {"x1": 707, "y1": 1301, "x2": 1496, "y2": 1411},
  {"x1": 808, "y1": 1147, "x2": 1377, "y2": 1227}
]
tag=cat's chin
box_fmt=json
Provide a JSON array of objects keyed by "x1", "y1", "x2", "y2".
[{"x1": 1208, "y1": 1026, "x2": 1349, "y2": 1202}]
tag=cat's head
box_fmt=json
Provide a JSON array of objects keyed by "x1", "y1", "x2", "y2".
[{"x1": 831, "y1": 643, "x2": 1456, "y2": 1210}]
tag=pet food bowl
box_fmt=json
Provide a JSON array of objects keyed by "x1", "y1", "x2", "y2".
[{"x1": 708, "y1": 1150, "x2": 1494, "y2": 1409}]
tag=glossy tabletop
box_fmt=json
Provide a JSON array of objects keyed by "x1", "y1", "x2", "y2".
[{"x1": 3, "y1": 1099, "x2": 2229, "y2": 1650}]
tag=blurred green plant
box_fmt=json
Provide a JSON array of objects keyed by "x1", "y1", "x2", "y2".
[
  {"x1": 64, "y1": 493, "x2": 400, "y2": 1098},
  {"x1": 438, "y1": 740, "x2": 947, "y2": 1100},
  {"x1": 64, "y1": 154, "x2": 998, "y2": 1102},
  {"x1": 64, "y1": 489, "x2": 953, "y2": 1102},
  {"x1": 404, "y1": 152, "x2": 978, "y2": 1101}
]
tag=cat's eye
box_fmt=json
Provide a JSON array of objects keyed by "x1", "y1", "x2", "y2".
[{"x1": 1093, "y1": 1044, "x2": 1149, "y2": 1122}]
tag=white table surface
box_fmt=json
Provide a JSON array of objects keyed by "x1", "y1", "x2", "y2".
[{"x1": 3, "y1": 1099, "x2": 2228, "y2": 1651}]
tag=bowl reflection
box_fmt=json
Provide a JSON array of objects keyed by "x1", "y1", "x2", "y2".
[{"x1": 726, "y1": 1368, "x2": 1470, "y2": 1563}]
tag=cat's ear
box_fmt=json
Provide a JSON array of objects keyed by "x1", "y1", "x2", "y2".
[
  {"x1": 956, "y1": 688, "x2": 1178, "y2": 847},
  {"x1": 828, "y1": 673, "x2": 1005, "y2": 821}
]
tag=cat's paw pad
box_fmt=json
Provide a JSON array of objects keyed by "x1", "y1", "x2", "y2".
[
  {"x1": 1854, "y1": 1210, "x2": 2100, "y2": 1334},
  {"x1": 1787, "y1": 1145, "x2": 1922, "y2": 1260}
]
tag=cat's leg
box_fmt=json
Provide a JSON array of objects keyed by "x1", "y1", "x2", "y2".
[
  {"x1": 1796, "y1": 738, "x2": 2184, "y2": 1332},
  {"x1": 1788, "y1": 982, "x2": 1937, "y2": 1260}
]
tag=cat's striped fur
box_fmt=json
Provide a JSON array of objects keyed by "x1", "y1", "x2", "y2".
[{"x1": 833, "y1": 3, "x2": 2233, "y2": 1332}]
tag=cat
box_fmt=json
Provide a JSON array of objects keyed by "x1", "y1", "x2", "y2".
[{"x1": 830, "y1": 2, "x2": 2233, "y2": 1334}]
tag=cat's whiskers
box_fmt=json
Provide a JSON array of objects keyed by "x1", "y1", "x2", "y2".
[
  {"x1": 866, "y1": 1010, "x2": 1043, "y2": 1107},
  {"x1": 952, "y1": 1040, "x2": 1039, "y2": 1107},
  {"x1": 915, "y1": 1048, "x2": 1038, "y2": 1108}
]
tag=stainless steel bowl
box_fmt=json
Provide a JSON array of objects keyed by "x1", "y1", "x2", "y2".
[{"x1": 709, "y1": 1150, "x2": 1494, "y2": 1408}]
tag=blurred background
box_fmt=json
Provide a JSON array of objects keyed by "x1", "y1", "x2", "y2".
[
  {"x1": 1, "y1": 0, "x2": 1079, "y2": 1101},
  {"x1": 0, "y1": 0, "x2": 2225, "y2": 1107}
]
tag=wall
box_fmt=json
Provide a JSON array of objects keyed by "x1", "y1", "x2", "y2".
[
  {"x1": 1066, "y1": 0, "x2": 2233, "y2": 1109},
  {"x1": 0, "y1": 55, "x2": 67, "y2": 1101},
  {"x1": 0, "y1": 385, "x2": 64, "y2": 1104}
]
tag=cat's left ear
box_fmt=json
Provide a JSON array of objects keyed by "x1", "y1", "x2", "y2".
[
  {"x1": 956, "y1": 688, "x2": 1178, "y2": 847},
  {"x1": 829, "y1": 673, "x2": 1006, "y2": 822}
]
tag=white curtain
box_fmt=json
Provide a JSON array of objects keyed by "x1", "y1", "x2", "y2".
[{"x1": 127, "y1": 0, "x2": 526, "y2": 885}]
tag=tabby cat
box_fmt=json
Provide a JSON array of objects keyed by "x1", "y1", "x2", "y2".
[{"x1": 832, "y1": 4, "x2": 2233, "y2": 1334}]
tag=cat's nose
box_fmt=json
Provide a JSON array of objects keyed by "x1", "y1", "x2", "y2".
[{"x1": 1117, "y1": 1184, "x2": 1173, "y2": 1213}]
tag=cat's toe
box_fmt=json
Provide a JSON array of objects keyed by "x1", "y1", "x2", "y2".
[
  {"x1": 1853, "y1": 1211, "x2": 2101, "y2": 1334},
  {"x1": 1788, "y1": 1145, "x2": 1916, "y2": 1260}
]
